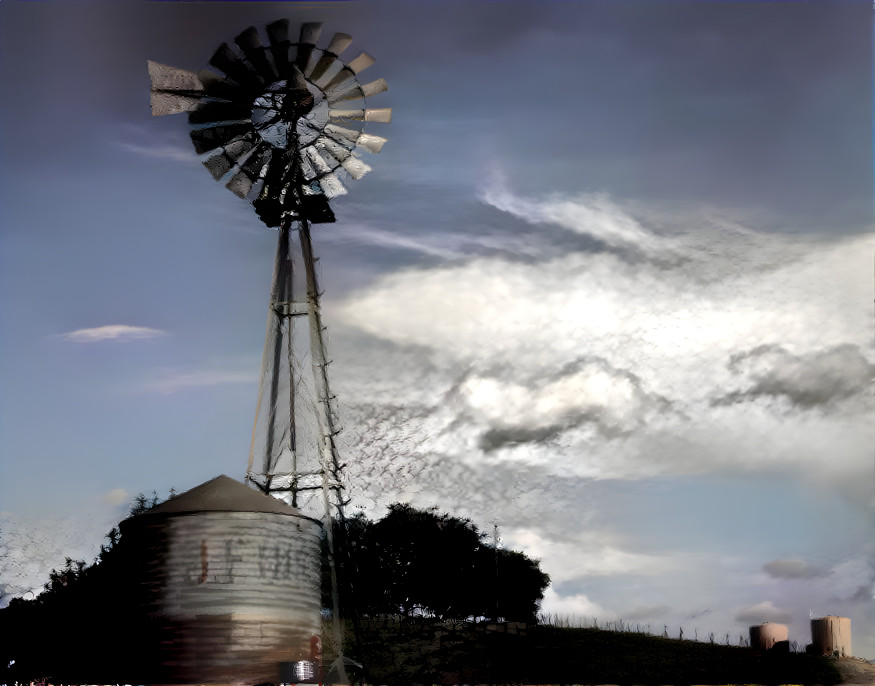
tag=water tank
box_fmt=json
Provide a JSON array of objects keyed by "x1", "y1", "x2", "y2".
[
  {"x1": 119, "y1": 475, "x2": 323, "y2": 684},
  {"x1": 810, "y1": 616, "x2": 852, "y2": 657},
  {"x1": 749, "y1": 622, "x2": 788, "y2": 650}
]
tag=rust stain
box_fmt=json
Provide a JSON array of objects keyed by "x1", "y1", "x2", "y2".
[{"x1": 200, "y1": 539, "x2": 208, "y2": 584}]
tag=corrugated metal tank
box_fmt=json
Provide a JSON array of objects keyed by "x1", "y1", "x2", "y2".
[
  {"x1": 810, "y1": 616, "x2": 852, "y2": 657},
  {"x1": 119, "y1": 475, "x2": 323, "y2": 685},
  {"x1": 749, "y1": 622, "x2": 788, "y2": 650}
]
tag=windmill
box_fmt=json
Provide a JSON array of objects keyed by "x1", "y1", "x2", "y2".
[{"x1": 147, "y1": 19, "x2": 390, "y2": 682}]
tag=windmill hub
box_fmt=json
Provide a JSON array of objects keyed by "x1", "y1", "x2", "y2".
[{"x1": 251, "y1": 81, "x2": 328, "y2": 150}]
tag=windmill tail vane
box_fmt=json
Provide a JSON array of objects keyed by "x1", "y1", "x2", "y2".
[{"x1": 148, "y1": 19, "x2": 390, "y2": 684}]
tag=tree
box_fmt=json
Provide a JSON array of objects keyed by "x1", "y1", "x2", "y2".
[{"x1": 329, "y1": 504, "x2": 549, "y2": 622}]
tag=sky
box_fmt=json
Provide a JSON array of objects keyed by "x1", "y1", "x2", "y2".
[{"x1": 1, "y1": 0, "x2": 874, "y2": 659}]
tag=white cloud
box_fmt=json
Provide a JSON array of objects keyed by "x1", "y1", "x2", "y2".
[
  {"x1": 0, "y1": 507, "x2": 117, "y2": 605},
  {"x1": 333, "y1": 188, "x2": 875, "y2": 488},
  {"x1": 56, "y1": 325, "x2": 169, "y2": 343},
  {"x1": 539, "y1": 587, "x2": 610, "y2": 620},
  {"x1": 102, "y1": 488, "x2": 130, "y2": 506},
  {"x1": 325, "y1": 224, "x2": 463, "y2": 259},
  {"x1": 504, "y1": 527, "x2": 681, "y2": 583},
  {"x1": 141, "y1": 369, "x2": 257, "y2": 393},
  {"x1": 116, "y1": 141, "x2": 195, "y2": 162},
  {"x1": 481, "y1": 185, "x2": 664, "y2": 254},
  {"x1": 735, "y1": 600, "x2": 793, "y2": 625}
]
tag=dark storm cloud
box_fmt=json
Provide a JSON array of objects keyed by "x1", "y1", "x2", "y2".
[
  {"x1": 480, "y1": 424, "x2": 567, "y2": 452},
  {"x1": 763, "y1": 558, "x2": 826, "y2": 580},
  {"x1": 716, "y1": 344, "x2": 875, "y2": 409}
]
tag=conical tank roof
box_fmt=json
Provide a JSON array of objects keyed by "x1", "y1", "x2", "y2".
[{"x1": 139, "y1": 474, "x2": 308, "y2": 517}]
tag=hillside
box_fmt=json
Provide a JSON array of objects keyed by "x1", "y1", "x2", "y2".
[{"x1": 346, "y1": 617, "x2": 843, "y2": 685}]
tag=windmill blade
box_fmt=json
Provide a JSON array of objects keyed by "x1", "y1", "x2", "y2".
[
  {"x1": 317, "y1": 171, "x2": 348, "y2": 198},
  {"x1": 313, "y1": 143, "x2": 342, "y2": 174},
  {"x1": 321, "y1": 53, "x2": 373, "y2": 93},
  {"x1": 210, "y1": 42, "x2": 265, "y2": 92},
  {"x1": 307, "y1": 53, "x2": 340, "y2": 83},
  {"x1": 339, "y1": 155, "x2": 371, "y2": 180},
  {"x1": 298, "y1": 152, "x2": 317, "y2": 180},
  {"x1": 225, "y1": 144, "x2": 272, "y2": 198},
  {"x1": 323, "y1": 76, "x2": 358, "y2": 102},
  {"x1": 148, "y1": 61, "x2": 204, "y2": 94},
  {"x1": 322, "y1": 69, "x2": 353, "y2": 93},
  {"x1": 347, "y1": 52, "x2": 376, "y2": 74},
  {"x1": 364, "y1": 107, "x2": 392, "y2": 122},
  {"x1": 308, "y1": 32, "x2": 353, "y2": 82},
  {"x1": 188, "y1": 100, "x2": 252, "y2": 125},
  {"x1": 322, "y1": 124, "x2": 388, "y2": 154},
  {"x1": 329, "y1": 107, "x2": 392, "y2": 123},
  {"x1": 317, "y1": 138, "x2": 371, "y2": 180},
  {"x1": 307, "y1": 33, "x2": 352, "y2": 83},
  {"x1": 322, "y1": 123, "x2": 360, "y2": 149},
  {"x1": 304, "y1": 145, "x2": 334, "y2": 175},
  {"x1": 203, "y1": 134, "x2": 257, "y2": 180},
  {"x1": 326, "y1": 77, "x2": 387, "y2": 105},
  {"x1": 190, "y1": 122, "x2": 251, "y2": 154},
  {"x1": 296, "y1": 22, "x2": 323, "y2": 72},
  {"x1": 325, "y1": 32, "x2": 353, "y2": 56},
  {"x1": 355, "y1": 133, "x2": 388, "y2": 154},
  {"x1": 148, "y1": 61, "x2": 208, "y2": 117},
  {"x1": 196, "y1": 68, "x2": 244, "y2": 102},
  {"x1": 298, "y1": 22, "x2": 323, "y2": 45},
  {"x1": 235, "y1": 26, "x2": 277, "y2": 82},
  {"x1": 266, "y1": 19, "x2": 292, "y2": 78},
  {"x1": 150, "y1": 92, "x2": 202, "y2": 117}
]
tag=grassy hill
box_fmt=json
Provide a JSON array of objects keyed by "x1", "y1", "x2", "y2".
[{"x1": 346, "y1": 617, "x2": 842, "y2": 685}]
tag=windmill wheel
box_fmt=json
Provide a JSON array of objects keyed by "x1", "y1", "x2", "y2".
[{"x1": 148, "y1": 20, "x2": 391, "y2": 226}]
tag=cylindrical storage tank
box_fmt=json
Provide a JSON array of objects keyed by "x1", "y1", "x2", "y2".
[
  {"x1": 810, "y1": 616, "x2": 852, "y2": 657},
  {"x1": 749, "y1": 622, "x2": 789, "y2": 650},
  {"x1": 119, "y1": 475, "x2": 323, "y2": 685}
]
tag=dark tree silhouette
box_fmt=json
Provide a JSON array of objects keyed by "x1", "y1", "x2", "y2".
[{"x1": 329, "y1": 504, "x2": 550, "y2": 622}]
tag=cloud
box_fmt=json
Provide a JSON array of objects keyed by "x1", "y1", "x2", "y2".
[
  {"x1": 481, "y1": 185, "x2": 665, "y2": 254},
  {"x1": 101, "y1": 488, "x2": 130, "y2": 507},
  {"x1": 112, "y1": 124, "x2": 195, "y2": 163},
  {"x1": 827, "y1": 557, "x2": 873, "y2": 603},
  {"x1": 734, "y1": 601, "x2": 792, "y2": 625},
  {"x1": 718, "y1": 345, "x2": 874, "y2": 409},
  {"x1": 0, "y1": 507, "x2": 119, "y2": 605},
  {"x1": 763, "y1": 558, "x2": 826, "y2": 580},
  {"x1": 458, "y1": 360, "x2": 672, "y2": 449},
  {"x1": 56, "y1": 325, "x2": 169, "y2": 343},
  {"x1": 624, "y1": 604, "x2": 673, "y2": 621},
  {"x1": 505, "y1": 527, "x2": 681, "y2": 583},
  {"x1": 141, "y1": 369, "x2": 257, "y2": 393},
  {"x1": 116, "y1": 141, "x2": 195, "y2": 162},
  {"x1": 333, "y1": 187, "x2": 874, "y2": 490},
  {"x1": 539, "y1": 587, "x2": 610, "y2": 619},
  {"x1": 325, "y1": 224, "x2": 463, "y2": 259}
]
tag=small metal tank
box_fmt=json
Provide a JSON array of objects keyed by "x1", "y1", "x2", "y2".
[
  {"x1": 119, "y1": 475, "x2": 323, "y2": 685},
  {"x1": 810, "y1": 616, "x2": 852, "y2": 657},
  {"x1": 749, "y1": 622, "x2": 788, "y2": 650}
]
